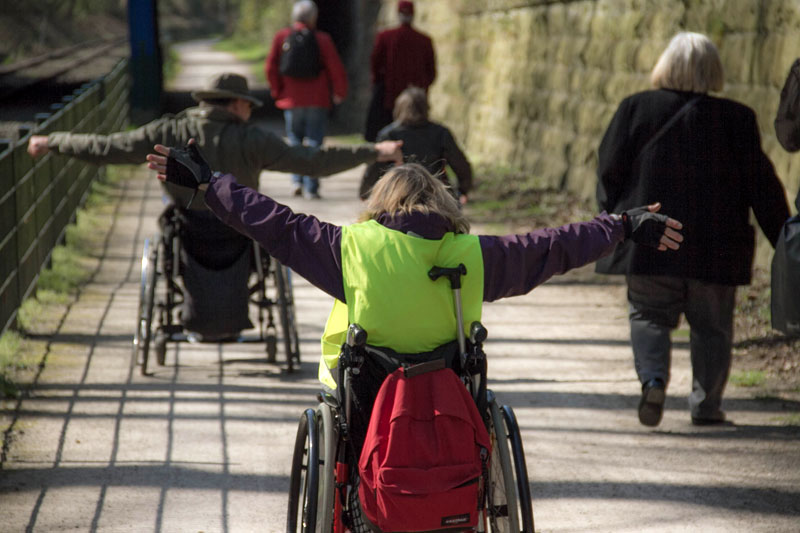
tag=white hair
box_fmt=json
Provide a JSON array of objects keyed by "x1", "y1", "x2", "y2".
[
  {"x1": 292, "y1": 1, "x2": 318, "y2": 25},
  {"x1": 650, "y1": 32, "x2": 724, "y2": 93}
]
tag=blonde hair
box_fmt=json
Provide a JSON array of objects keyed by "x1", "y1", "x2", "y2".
[
  {"x1": 393, "y1": 86, "x2": 429, "y2": 125},
  {"x1": 650, "y1": 32, "x2": 724, "y2": 93},
  {"x1": 358, "y1": 163, "x2": 470, "y2": 234}
]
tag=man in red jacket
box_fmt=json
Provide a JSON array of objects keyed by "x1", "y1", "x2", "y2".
[
  {"x1": 364, "y1": 0, "x2": 436, "y2": 141},
  {"x1": 266, "y1": 0, "x2": 348, "y2": 199}
]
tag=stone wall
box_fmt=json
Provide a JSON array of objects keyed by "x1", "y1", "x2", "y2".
[{"x1": 373, "y1": 0, "x2": 800, "y2": 260}]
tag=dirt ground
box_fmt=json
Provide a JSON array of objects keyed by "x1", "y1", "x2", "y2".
[{"x1": 1, "y1": 35, "x2": 798, "y2": 533}]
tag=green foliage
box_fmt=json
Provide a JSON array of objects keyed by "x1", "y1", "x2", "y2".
[
  {"x1": 774, "y1": 412, "x2": 800, "y2": 426},
  {"x1": 34, "y1": 247, "x2": 91, "y2": 295},
  {"x1": 327, "y1": 134, "x2": 366, "y2": 146},
  {"x1": 0, "y1": 331, "x2": 23, "y2": 398},
  {"x1": 224, "y1": 0, "x2": 291, "y2": 48},
  {"x1": 163, "y1": 46, "x2": 182, "y2": 85},
  {"x1": 707, "y1": 17, "x2": 728, "y2": 44},
  {"x1": 4, "y1": 167, "x2": 126, "y2": 393},
  {"x1": 729, "y1": 370, "x2": 767, "y2": 387}
]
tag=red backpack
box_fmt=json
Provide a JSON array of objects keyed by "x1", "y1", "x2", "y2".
[{"x1": 358, "y1": 365, "x2": 491, "y2": 532}]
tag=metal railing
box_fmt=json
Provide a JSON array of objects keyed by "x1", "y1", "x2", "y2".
[{"x1": 0, "y1": 58, "x2": 130, "y2": 336}]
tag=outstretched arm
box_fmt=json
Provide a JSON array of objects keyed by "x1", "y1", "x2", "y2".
[
  {"x1": 147, "y1": 144, "x2": 347, "y2": 301},
  {"x1": 480, "y1": 204, "x2": 682, "y2": 302}
]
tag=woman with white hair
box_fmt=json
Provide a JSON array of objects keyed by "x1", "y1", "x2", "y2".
[{"x1": 595, "y1": 31, "x2": 790, "y2": 427}]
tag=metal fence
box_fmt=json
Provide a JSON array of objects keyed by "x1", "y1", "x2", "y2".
[{"x1": 0, "y1": 58, "x2": 130, "y2": 336}]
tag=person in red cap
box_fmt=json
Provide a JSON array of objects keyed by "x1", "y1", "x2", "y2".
[{"x1": 364, "y1": 0, "x2": 436, "y2": 141}]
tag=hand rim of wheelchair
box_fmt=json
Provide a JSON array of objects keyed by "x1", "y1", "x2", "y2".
[{"x1": 287, "y1": 388, "x2": 534, "y2": 533}]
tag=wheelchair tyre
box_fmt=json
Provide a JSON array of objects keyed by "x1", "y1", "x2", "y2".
[
  {"x1": 502, "y1": 405, "x2": 534, "y2": 533},
  {"x1": 132, "y1": 240, "x2": 148, "y2": 362},
  {"x1": 287, "y1": 405, "x2": 336, "y2": 533},
  {"x1": 135, "y1": 238, "x2": 158, "y2": 376},
  {"x1": 274, "y1": 263, "x2": 301, "y2": 372},
  {"x1": 487, "y1": 392, "x2": 521, "y2": 533}
]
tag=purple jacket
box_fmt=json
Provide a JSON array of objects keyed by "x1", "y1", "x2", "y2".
[{"x1": 205, "y1": 174, "x2": 626, "y2": 302}]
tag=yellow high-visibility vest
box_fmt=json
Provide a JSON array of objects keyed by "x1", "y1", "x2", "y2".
[{"x1": 319, "y1": 219, "x2": 483, "y2": 388}]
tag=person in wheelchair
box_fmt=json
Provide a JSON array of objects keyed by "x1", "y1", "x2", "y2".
[
  {"x1": 147, "y1": 145, "x2": 683, "y2": 531},
  {"x1": 29, "y1": 72, "x2": 403, "y2": 342}
]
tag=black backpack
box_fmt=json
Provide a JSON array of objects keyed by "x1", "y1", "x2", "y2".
[{"x1": 279, "y1": 28, "x2": 321, "y2": 79}]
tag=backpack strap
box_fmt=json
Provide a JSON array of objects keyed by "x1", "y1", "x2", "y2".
[
  {"x1": 403, "y1": 357, "x2": 446, "y2": 378},
  {"x1": 635, "y1": 95, "x2": 702, "y2": 162}
]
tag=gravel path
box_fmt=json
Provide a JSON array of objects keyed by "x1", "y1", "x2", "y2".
[{"x1": 1, "y1": 40, "x2": 798, "y2": 533}]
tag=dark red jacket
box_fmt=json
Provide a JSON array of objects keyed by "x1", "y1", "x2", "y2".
[
  {"x1": 370, "y1": 23, "x2": 435, "y2": 110},
  {"x1": 265, "y1": 22, "x2": 348, "y2": 110}
]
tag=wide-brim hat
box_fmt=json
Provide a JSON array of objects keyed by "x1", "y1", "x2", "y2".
[
  {"x1": 398, "y1": 1, "x2": 414, "y2": 15},
  {"x1": 191, "y1": 73, "x2": 263, "y2": 108}
]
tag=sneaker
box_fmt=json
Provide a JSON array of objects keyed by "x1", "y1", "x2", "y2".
[
  {"x1": 304, "y1": 191, "x2": 322, "y2": 200},
  {"x1": 638, "y1": 378, "x2": 666, "y2": 426},
  {"x1": 293, "y1": 186, "x2": 303, "y2": 197}
]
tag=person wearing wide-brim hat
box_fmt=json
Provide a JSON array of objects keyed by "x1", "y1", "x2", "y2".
[
  {"x1": 28, "y1": 71, "x2": 402, "y2": 197},
  {"x1": 27, "y1": 70, "x2": 402, "y2": 344},
  {"x1": 190, "y1": 72, "x2": 264, "y2": 109}
]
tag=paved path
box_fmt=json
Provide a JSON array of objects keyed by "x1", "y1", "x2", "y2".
[{"x1": 1, "y1": 40, "x2": 799, "y2": 533}]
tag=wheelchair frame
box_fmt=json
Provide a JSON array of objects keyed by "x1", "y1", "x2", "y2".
[
  {"x1": 287, "y1": 322, "x2": 535, "y2": 533},
  {"x1": 132, "y1": 213, "x2": 301, "y2": 376}
]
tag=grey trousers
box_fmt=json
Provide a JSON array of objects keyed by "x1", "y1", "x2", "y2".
[{"x1": 627, "y1": 275, "x2": 735, "y2": 420}]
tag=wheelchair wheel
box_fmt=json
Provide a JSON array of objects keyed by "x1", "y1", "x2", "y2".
[
  {"x1": 288, "y1": 404, "x2": 336, "y2": 533},
  {"x1": 274, "y1": 262, "x2": 301, "y2": 372},
  {"x1": 502, "y1": 405, "x2": 534, "y2": 533},
  {"x1": 486, "y1": 391, "x2": 521, "y2": 533},
  {"x1": 134, "y1": 238, "x2": 159, "y2": 376},
  {"x1": 316, "y1": 402, "x2": 336, "y2": 530}
]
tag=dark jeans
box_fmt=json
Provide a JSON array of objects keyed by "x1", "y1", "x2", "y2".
[{"x1": 627, "y1": 274, "x2": 735, "y2": 420}]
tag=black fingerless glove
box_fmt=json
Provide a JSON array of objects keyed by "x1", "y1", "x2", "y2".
[
  {"x1": 621, "y1": 206, "x2": 669, "y2": 249},
  {"x1": 165, "y1": 143, "x2": 213, "y2": 190}
]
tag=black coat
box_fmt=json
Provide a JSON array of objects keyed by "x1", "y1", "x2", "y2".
[
  {"x1": 596, "y1": 89, "x2": 789, "y2": 285},
  {"x1": 360, "y1": 120, "x2": 472, "y2": 199}
]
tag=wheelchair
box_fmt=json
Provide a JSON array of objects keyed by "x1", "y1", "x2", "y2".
[
  {"x1": 132, "y1": 204, "x2": 300, "y2": 376},
  {"x1": 287, "y1": 266, "x2": 534, "y2": 533}
]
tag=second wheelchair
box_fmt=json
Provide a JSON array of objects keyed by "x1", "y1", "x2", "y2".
[{"x1": 133, "y1": 205, "x2": 300, "y2": 375}]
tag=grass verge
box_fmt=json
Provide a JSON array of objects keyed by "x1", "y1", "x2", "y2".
[{"x1": 0, "y1": 167, "x2": 125, "y2": 399}]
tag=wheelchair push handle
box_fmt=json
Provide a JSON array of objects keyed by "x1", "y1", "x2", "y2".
[
  {"x1": 428, "y1": 264, "x2": 467, "y2": 289},
  {"x1": 429, "y1": 264, "x2": 468, "y2": 364}
]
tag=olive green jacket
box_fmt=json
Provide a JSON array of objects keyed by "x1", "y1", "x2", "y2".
[{"x1": 48, "y1": 105, "x2": 379, "y2": 191}]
